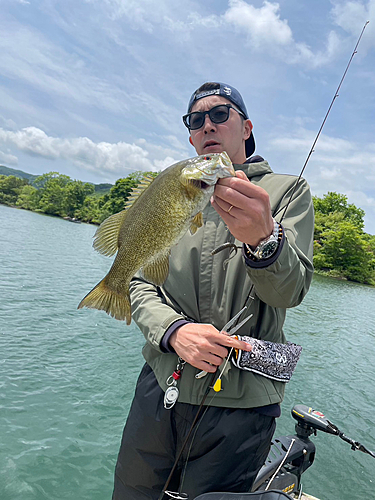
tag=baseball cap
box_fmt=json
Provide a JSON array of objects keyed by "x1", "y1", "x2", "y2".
[{"x1": 187, "y1": 82, "x2": 255, "y2": 158}]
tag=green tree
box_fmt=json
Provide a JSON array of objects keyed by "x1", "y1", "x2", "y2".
[
  {"x1": 313, "y1": 192, "x2": 365, "y2": 229},
  {"x1": 0, "y1": 175, "x2": 28, "y2": 205},
  {"x1": 1, "y1": 169, "x2": 160, "y2": 224},
  {"x1": 34, "y1": 172, "x2": 71, "y2": 216},
  {"x1": 127, "y1": 170, "x2": 158, "y2": 183},
  {"x1": 63, "y1": 180, "x2": 95, "y2": 217},
  {"x1": 314, "y1": 220, "x2": 374, "y2": 284},
  {"x1": 102, "y1": 177, "x2": 138, "y2": 215},
  {"x1": 313, "y1": 192, "x2": 375, "y2": 285},
  {"x1": 99, "y1": 171, "x2": 158, "y2": 219},
  {"x1": 16, "y1": 184, "x2": 40, "y2": 211},
  {"x1": 314, "y1": 211, "x2": 345, "y2": 242},
  {"x1": 74, "y1": 195, "x2": 102, "y2": 224}
]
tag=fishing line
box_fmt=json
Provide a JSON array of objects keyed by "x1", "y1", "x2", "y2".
[
  {"x1": 159, "y1": 21, "x2": 369, "y2": 499},
  {"x1": 178, "y1": 389, "x2": 220, "y2": 493},
  {"x1": 159, "y1": 289, "x2": 256, "y2": 499},
  {"x1": 265, "y1": 438, "x2": 296, "y2": 491},
  {"x1": 279, "y1": 20, "x2": 369, "y2": 224},
  {"x1": 158, "y1": 372, "x2": 217, "y2": 500}
]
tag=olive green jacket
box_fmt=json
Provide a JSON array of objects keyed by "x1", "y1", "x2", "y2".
[{"x1": 129, "y1": 160, "x2": 314, "y2": 408}]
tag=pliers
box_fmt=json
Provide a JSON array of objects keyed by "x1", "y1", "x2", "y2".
[{"x1": 195, "y1": 306, "x2": 252, "y2": 379}]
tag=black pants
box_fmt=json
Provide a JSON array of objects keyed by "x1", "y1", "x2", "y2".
[{"x1": 112, "y1": 364, "x2": 276, "y2": 500}]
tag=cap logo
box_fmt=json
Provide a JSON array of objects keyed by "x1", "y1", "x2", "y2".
[
  {"x1": 223, "y1": 86, "x2": 232, "y2": 96},
  {"x1": 195, "y1": 89, "x2": 220, "y2": 99}
]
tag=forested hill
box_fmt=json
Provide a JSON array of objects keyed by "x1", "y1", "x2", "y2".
[
  {"x1": 0, "y1": 165, "x2": 113, "y2": 194},
  {"x1": 0, "y1": 165, "x2": 39, "y2": 183},
  {"x1": 0, "y1": 167, "x2": 374, "y2": 285},
  {"x1": 0, "y1": 168, "x2": 156, "y2": 226}
]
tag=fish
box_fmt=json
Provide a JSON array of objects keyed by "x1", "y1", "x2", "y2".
[{"x1": 78, "y1": 151, "x2": 235, "y2": 324}]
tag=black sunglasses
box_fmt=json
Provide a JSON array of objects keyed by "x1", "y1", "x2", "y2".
[{"x1": 182, "y1": 104, "x2": 246, "y2": 130}]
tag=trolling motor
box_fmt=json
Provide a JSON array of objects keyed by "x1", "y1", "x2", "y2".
[
  {"x1": 190, "y1": 403, "x2": 375, "y2": 500},
  {"x1": 251, "y1": 404, "x2": 375, "y2": 496},
  {"x1": 193, "y1": 404, "x2": 374, "y2": 500},
  {"x1": 290, "y1": 404, "x2": 375, "y2": 458}
]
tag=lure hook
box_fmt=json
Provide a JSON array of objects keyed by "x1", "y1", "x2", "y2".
[{"x1": 211, "y1": 242, "x2": 242, "y2": 269}]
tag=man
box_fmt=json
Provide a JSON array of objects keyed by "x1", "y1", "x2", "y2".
[{"x1": 112, "y1": 82, "x2": 314, "y2": 499}]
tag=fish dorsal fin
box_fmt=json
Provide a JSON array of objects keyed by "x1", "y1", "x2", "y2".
[
  {"x1": 125, "y1": 175, "x2": 155, "y2": 209},
  {"x1": 141, "y1": 250, "x2": 170, "y2": 286},
  {"x1": 190, "y1": 212, "x2": 203, "y2": 235},
  {"x1": 93, "y1": 210, "x2": 127, "y2": 256}
]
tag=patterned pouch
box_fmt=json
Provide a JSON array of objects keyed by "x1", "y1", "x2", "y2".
[{"x1": 231, "y1": 336, "x2": 302, "y2": 382}]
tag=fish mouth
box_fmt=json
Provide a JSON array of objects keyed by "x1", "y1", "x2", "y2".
[
  {"x1": 181, "y1": 151, "x2": 235, "y2": 189},
  {"x1": 189, "y1": 179, "x2": 211, "y2": 190}
]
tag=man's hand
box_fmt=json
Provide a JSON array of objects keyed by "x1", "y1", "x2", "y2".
[
  {"x1": 211, "y1": 170, "x2": 274, "y2": 247},
  {"x1": 169, "y1": 323, "x2": 252, "y2": 372}
]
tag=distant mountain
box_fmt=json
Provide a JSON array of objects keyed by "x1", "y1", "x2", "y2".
[
  {"x1": 0, "y1": 165, "x2": 39, "y2": 183},
  {"x1": 93, "y1": 183, "x2": 113, "y2": 194},
  {"x1": 0, "y1": 165, "x2": 113, "y2": 193}
]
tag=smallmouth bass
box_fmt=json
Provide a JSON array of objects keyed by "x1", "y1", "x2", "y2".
[{"x1": 78, "y1": 152, "x2": 235, "y2": 324}]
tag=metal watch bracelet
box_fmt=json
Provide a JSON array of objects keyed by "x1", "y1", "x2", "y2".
[{"x1": 245, "y1": 218, "x2": 282, "y2": 261}]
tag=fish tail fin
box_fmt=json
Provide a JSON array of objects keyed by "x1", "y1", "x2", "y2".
[{"x1": 77, "y1": 278, "x2": 132, "y2": 324}]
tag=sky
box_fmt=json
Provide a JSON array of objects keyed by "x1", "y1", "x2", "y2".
[{"x1": 0, "y1": 0, "x2": 374, "y2": 233}]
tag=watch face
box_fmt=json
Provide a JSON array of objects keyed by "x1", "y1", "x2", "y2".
[{"x1": 258, "y1": 239, "x2": 279, "y2": 259}]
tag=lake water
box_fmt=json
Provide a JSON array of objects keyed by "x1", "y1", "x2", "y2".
[{"x1": 0, "y1": 204, "x2": 374, "y2": 500}]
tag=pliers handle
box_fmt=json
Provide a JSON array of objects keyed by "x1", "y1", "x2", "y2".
[{"x1": 195, "y1": 307, "x2": 252, "y2": 379}]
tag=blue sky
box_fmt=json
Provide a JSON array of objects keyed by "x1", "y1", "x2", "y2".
[{"x1": 1, "y1": 0, "x2": 375, "y2": 233}]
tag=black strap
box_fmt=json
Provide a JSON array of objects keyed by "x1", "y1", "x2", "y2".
[{"x1": 193, "y1": 489, "x2": 294, "y2": 500}]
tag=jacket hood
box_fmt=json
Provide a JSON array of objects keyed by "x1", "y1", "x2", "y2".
[{"x1": 234, "y1": 157, "x2": 273, "y2": 179}]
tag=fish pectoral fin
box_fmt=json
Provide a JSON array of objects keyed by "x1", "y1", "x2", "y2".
[
  {"x1": 141, "y1": 251, "x2": 170, "y2": 286},
  {"x1": 78, "y1": 277, "x2": 132, "y2": 324},
  {"x1": 93, "y1": 210, "x2": 128, "y2": 257},
  {"x1": 189, "y1": 212, "x2": 203, "y2": 235}
]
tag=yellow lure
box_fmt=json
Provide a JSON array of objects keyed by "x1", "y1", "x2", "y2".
[{"x1": 213, "y1": 378, "x2": 222, "y2": 392}]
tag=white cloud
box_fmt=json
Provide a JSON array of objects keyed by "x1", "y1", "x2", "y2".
[
  {"x1": 271, "y1": 131, "x2": 355, "y2": 154},
  {"x1": 319, "y1": 165, "x2": 342, "y2": 180},
  {"x1": 291, "y1": 30, "x2": 342, "y2": 66},
  {"x1": 187, "y1": 0, "x2": 344, "y2": 68},
  {"x1": 224, "y1": 0, "x2": 293, "y2": 48},
  {"x1": 135, "y1": 137, "x2": 184, "y2": 162},
  {"x1": 0, "y1": 150, "x2": 18, "y2": 166},
  {"x1": 0, "y1": 115, "x2": 17, "y2": 131},
  {"x1": 96, "y1": 0, "x2": 189, "y2": 33},
  {"x1": 332, "y1": 1, "x2": 371, "y2": 35},
  {"x1": 153, "y1": 156, "x2": 177, "y2": 170},
  {"x1": 101, "y1": 0, "x2": 155, "y2": 30},
  {"x1": 267, "y1": 125, "x2": 375, "y2": 191},
  {"x1": 0, "y1": 126, "x2": 181, "y2": 177},
  {"x1": 331, "y1": 0, "x2": 375, "y2": 54},
  {"x1": 266, "y1": 126, "x2": 375, "y2": 234},
  {"x1": 89, "y1": 0, "x2": 349, "y2": 67},
  {"x1": 0, "y1": 24, "x2": 130, "y2": 114},
  {"x1": 187, "y1": 12, "x2": 222, "y2": 29}
]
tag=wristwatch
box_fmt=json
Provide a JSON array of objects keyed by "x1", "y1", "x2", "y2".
[{"x1": 246, "y1": 219, "x2": 281, "y2": 260}]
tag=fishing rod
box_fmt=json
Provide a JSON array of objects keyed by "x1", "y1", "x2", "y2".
[
  {"x1": 279, "y1": 20, "x2": 369, "y2": 223},
  {"x1": 158, "y1": 20, "x2": 370, "y2": 500},
  {"x1": 209, "y1": 20, "x2": 370, "y2": 262}
]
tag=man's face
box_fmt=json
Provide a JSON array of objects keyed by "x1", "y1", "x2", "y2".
[{"x1": 188, "y1": 95, "x2": 252, "y2": 164}]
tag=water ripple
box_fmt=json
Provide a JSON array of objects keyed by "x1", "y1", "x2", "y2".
[{"x1": 1, "y1": 205, "x2": 375, "y2": 500}]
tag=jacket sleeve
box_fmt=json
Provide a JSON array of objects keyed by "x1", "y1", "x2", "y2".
[
  {"x1": 245, "y1": 177, "x2": 314, "y2": 308},
  {"x1": 129, "y1": 276, "x2": 186, "y2": 352}
]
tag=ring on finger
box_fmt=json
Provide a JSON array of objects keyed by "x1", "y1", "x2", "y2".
[{"x1": 227, "y1": 205, "x2": 234, "y2": 214}]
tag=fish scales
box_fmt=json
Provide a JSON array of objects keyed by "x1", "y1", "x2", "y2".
[{"x1": 78, "y1": 152, "x2": 235, "y2": 324}]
